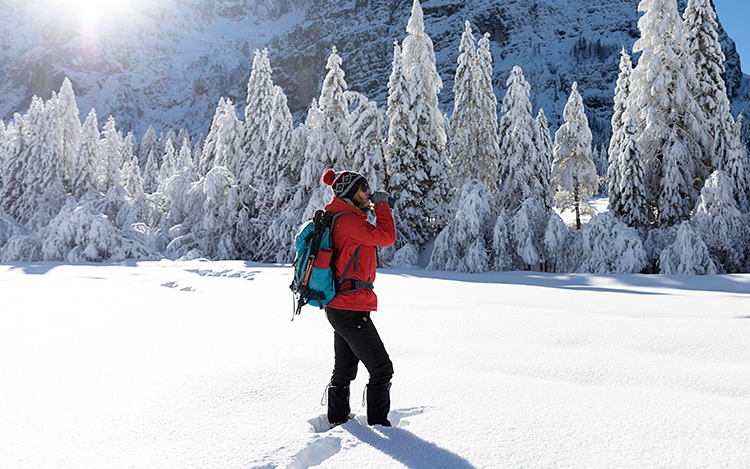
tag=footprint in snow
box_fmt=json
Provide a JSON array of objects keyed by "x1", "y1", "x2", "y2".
[
  {"x1": 160, "y1": 281, "x2": 195, "y2": 292},
  {"x1": 308, "y1": 406, "x2": 434, "y2": 433},
  {"x1": 282, "y1": 435, "x2": 342, "y2": 469},
  {"x1": 186, "y1": 268, "x2": 257, "y2": 280},
  {"x1": 388, "y1": 406, "x2": 434, "y2": 427}
]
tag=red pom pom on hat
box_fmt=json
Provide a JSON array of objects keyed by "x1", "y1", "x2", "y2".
[{"x1": 322, "y1": 169, "x2": 337, "y2": 186}]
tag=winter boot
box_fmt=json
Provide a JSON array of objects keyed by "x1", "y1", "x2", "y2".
[
  {"x1": 327, "y1": 383, "x2": 351, "y2": 427},
  {"x1": 366, "y1": 383, "x2": 392, "y2": 427}
]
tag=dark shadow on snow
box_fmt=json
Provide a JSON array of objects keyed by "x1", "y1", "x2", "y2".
[
  {"x1": 344, "y1": 424, "x2": 477, "y2": 469},
  {"x1": 382, "y1": 268, "x2": 750, "y2": 297},
  {"x1": 7, "y1": 260, "x2": 749, "y2": 297},
  {"x1": 3, "y1": 260, "x2": 142, "y2": 275},
  {"x1": 3, "y1": 260, "x2": 288, "y2": 276}
]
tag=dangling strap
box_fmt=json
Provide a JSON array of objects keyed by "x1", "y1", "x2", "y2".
[{"x1": 321, "y1": 384, "x2": 330, "y2": 406}]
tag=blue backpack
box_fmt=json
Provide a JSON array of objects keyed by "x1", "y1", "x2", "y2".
[{"x1": 290, "y1": 210, "x2": 367, "y2": 320}]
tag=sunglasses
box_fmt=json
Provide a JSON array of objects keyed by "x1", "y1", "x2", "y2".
[{"x1": 360, "y1": 183, "x2": 370, "y2": 193}]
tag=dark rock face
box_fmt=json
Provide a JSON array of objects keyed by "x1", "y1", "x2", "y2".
[{"x1": 1, "y1": 0, "x2": 746, "y2": 144}]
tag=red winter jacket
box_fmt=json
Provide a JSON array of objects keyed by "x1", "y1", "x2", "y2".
[{"x1": 324, "y1": 196, "x2": 396, "y2": 312}]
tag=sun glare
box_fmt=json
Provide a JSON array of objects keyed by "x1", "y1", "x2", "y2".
[
  {"x1": 42, "y1": 0, "x2": 142, "y2": 32},
  {"x1": 74, "y1": 0, "x2": 101, "y2": 30}
]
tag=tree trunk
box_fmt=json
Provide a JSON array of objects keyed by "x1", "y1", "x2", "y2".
[{"x1": 573, "y1": 178, "x2": 581, "y2": 230}]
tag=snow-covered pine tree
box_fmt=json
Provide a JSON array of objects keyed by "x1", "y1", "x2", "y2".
[
  {"x1": 543, "y1": 211, "x2": 569, "y2": 273},
  {"x1": 630, "y1": 0, "x2": 708, "y2": 222},
  {"x1": 474, "y1": 32, "x2": 500, "y2": 196},
  {"x1": 100, "y1": 116, "x2": 124, "y2": 192},
  {"x1": 192, "y1": 134, "x2": 203, "y2": 168},
  {"x1": 175, "y1": 128, "x2": 189, "y2": 153},
  {"x1": 299, "y1": 102, "x2": 333, "y2": 195},
  {"x1": 385, "y1": 39, "x2": 413, "y2": 199},
  {"x1": 245, "y1": 85, "x2": 296, "y2": 261},
  {"x1": 491, "y1": 210, "x2": 514, "y2": 271},
  {"x1": 142, "y1": 149, "x2": 159, "y2": 194},
  {"x1": 658, "y1": 128, "x2": 693, "y2": 226},
  {"x1": 73, "y1": 109, "x2": 101, "y2": 197},
  {"x1": 428, "y1": 179, "x2": 493, "y2": 273},
  {"x1": 395, "y1": 0, "x2": 450, "y2": 241},
  {"x1": 35, "y1": 97, "x2": 67, "y2": 226},
  {"x1": 659, "y1": 220, "x2": 716, "y2": 274},
  {"x1": 200, "y1": 97, "x2": 228, "y2": 176},
  {"x1": 161, "y1": 163, "x2": 200, "y2": 240},
  {"x1": 249, "y1": 90, "x2": 295, "y2": 262},
  {"x1": 0, "y1": 121, "x2": 7, "y2": 181},
  {"x1": 384, "y1": 36, "x2": 429, "y2": 256},
  {"x1": 724, "y1": 114, "x2": 750, "y2": 212},
  {"x1": 57, "y1": 78, "x2": 81, "y2": 189},
  {"x1": 266, "y1": 86, "x2": 295, "y2": 186},
  {"x1": 122, "y1": 132, "x2": 138, "y2": 191},
  {"x1": 161, "y1": 130, "x2": 176, "y2": 155},
  {"x1": 741, "y1": 113, "x2": 750, "y2": 153},
  {"x1": 158, "y1": 139, "x2": 177, "y2": 187},
  {"x1": 214, "y1": 99, "x2": 246, "y2": 180},
  {"x1": 0, "y1": 115, "x2": 26, "y2": 218},
  {"x1": 449, "y1": 24, "x2": 499, "y2": 197},
  {"x1": 534, "y1": 108, "x2": 554, "y2": 211},
  {"x1": 617, "y1": 108, "x2": 650, "y2": 230},
  {"x1": 242, "y1": 48, "x2": 275, "y2": 190},
  {"x1": 552, "y1": 82, "x2": 598, "y2": 229},
  {"x1": 139, "y1": 125, "x2": 159, "y2": 169},
  {"x1": 0, "y1": 120, "x2": 6, "y2": 166},
  {"x1": 450, "y1": 20, "x2": 478, "y2": 188},
  {"x1": 642, "y1": 224, "x2": 678, "y2": 272},
  {"x1": 319, "y1": 46, "x2": 350, "y2": 162},
  {"x1": 9, "y1": 97, "x2": 66, "y2": 227},
  {"x1": 248, "y1": 87, "x2": 294, "y2": 242},
  {"x1": 684, "y1": 0, "x2": 732, "y2": 173},
  {"x1": 202, "y1": 166, "x2": 241, "y2": 260},
  {"x1": 5, "y1": 101, "x2": 52, "y2": 225},
  {"x1": 256, "y1": 110, "x2": 312, "y2": 263},
  {"x1": 125, "y1": 132, "x2": 137, "y2": 161},
  {"x1": 163, "y1": 176, "x2": 205, "y2": 260},
  {"x1": 346, "y1": 91, "x2": 384, "y2": 189},
  {"x1": 121, "y1": 154, "x2": 144, "y2": 198},
  {"x1": 578, "y1": 212, "x2": 647, "y2": 274},
  {"x1": 608, "y1": 48, "x2": 633, "y2": 220},
  {"x1": 511, "y1": 198, "x2": 548, "y2": 270},
  {"x1": 498, "y1": 66, "x2": 540, "y2": 212},
  {"x1": 691, "y1": 170, "x2": 747, "y2": 272},
  {"x1": 177, "y1": 138, "x2": 194, "y2": 172}
]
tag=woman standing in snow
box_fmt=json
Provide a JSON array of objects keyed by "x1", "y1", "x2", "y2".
[{"x1": 320, "y1": 168, "x2": 396, "y2": 428}]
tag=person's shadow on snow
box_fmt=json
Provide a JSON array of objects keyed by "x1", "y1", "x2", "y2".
[{"x1": 343, "y1": 418, "x2": 477, "y2": 469}]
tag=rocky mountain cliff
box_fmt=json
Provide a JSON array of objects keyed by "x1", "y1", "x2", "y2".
[{"x1": 1, "y1": 0, "x2": 748, "y2": 145}]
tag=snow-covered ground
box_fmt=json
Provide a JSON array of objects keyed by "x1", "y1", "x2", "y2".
[{"x1": 1, "y1": 260, "x2": 749, "y2": 468}]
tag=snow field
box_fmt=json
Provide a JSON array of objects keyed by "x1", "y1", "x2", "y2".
[{"x1": 1, "y1": 261, "x2": 749, "y2": 468}]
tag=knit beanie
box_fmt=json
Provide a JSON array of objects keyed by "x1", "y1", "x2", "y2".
[{"x1": 322, "y1": 169, "x2": 367, "y2": 200}]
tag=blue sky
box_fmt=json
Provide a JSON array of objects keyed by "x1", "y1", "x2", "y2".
[{"x1": 713, "y1": 0, "x2": 749, "y2": 73}]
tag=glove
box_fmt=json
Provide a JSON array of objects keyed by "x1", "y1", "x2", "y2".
[{"x1": 371, "y1": 190, "x2": 389, "y2": 204}]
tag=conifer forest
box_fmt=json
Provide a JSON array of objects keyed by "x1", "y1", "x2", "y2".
[{"x1": 1, "y1": 0, "x2": 749, "y2": 275}]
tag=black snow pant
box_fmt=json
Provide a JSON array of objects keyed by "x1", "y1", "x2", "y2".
[{"x1": 325, "y1": 307, "x2": 393, "y2": 426}]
